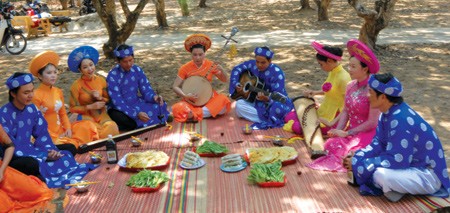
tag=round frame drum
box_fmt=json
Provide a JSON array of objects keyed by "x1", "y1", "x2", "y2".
[{"x1": 181, "y1": 76, "x2": 213, "y2": 106}]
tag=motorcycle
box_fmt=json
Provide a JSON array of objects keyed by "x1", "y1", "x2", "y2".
[
  {"x1": 79, "y1": 0, "x2": 96, "y2": 16},
  {"x1": 0, "y1": 2, "x2": 27, "y2": 55}
]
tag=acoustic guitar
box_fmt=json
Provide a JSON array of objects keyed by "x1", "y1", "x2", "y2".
[{"x1": 230, "y1": 70, "x2": 287, "y2": 104}]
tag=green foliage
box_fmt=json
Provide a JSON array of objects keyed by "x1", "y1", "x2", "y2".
[
  {"x1": 247, "y1": 161, "x2": 285, "y2": 184},
  {"x1": 126, "y1": 169, "x2": 170, "y2": 188},
  {"x1": 196, "y1": 140, "x2": 229, "y2": 154}
]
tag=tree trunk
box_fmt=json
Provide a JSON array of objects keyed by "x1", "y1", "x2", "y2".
[
  {"x1": 314, "y1": 0, "x2": 332, "y2": 21},
  {"x1": 348, "y1": 0, "x2": 397, "y2": 49},
  {"x1": 199, "y1": 0, "x2": 207, "y2": 8},
  {"x1": 94, "y1": 0, "x2": 150, "y2": 58},
  {"x1": 59, "y1": 0, "x2": 69, "y2": 10},
  {"x1": 178, "y1": 0, "x2": 189, "y2": 16},
  {"x1": 300, "y1": 0, "x2": 313, "y2": 10},
  {"x1": 153, "y1": 0, "x2": 168, "y2": 28}
]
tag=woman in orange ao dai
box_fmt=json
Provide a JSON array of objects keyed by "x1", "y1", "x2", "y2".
[
  {"x1": 68, "y1": 46, "x2": 119, "y2": 139},
  {"x1": 30, "y1": 51, "x2": 99, "y2": 152}
]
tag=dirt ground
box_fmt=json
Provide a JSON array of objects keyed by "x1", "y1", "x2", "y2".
[{"x1": 1, "y1": 0, "x2": 450, "y2": 153}]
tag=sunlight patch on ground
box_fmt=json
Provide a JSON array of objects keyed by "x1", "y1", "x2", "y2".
[{"x1": 286, "y1": 196, "x2": 317, "y2": 212}]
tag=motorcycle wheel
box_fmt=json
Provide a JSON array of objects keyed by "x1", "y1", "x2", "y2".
[
  {"x1": 5, "y1": 33, "x2": 27, "y2": 55},
  {"x1": 79, "y1": 7, "x2": 88, "y2": 16}
]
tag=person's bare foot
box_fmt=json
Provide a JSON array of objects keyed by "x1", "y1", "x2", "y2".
[{"x1": 186, "y1": 111, "x2": 198, "y2": 123}]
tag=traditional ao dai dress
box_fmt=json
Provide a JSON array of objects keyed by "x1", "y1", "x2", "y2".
[
  {"x1": 33, "y1": 84, "x2": 98, "y2": 148},
  {"x1": 172, "y1": 59, "x2": 231, "y2": 122},
  {"x1": 284, "y1": 64, "x2": 350, "y2": 135},
  {"x1": 230, "y1": 60, "x2": 293, "y2": 129},
  {"x1": 307, "y1": 78, "x2": 380, "y2": 172},
  {"x1": 70, "y1": 75, "x2": 119, "y2": 138},
  {"x1": 352, "y1": 102, "x2": 450, "y2": 197},
  {"x1": 0, "y1": 103, "x2": 96, "y2": 188},
  {"x1": 317, "y1": 64, "x2": 351, "y2": 122},
  {"x1": 107, "y1": 64, "x2": 170, "y2": 127}
]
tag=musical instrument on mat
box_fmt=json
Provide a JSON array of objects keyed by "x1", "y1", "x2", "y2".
[
  {"x1": 77, "y1": 123, "x2": 164, "y2": 154},
  {"x1": 230, "y1": 70, "x2": 287, "y2": 104},
  {"x1": 292, "y1": 96, "x2": 325, "y2": 159},
  {"x1": 181, "y1": 27, "x2": 239, "y2": 106}
]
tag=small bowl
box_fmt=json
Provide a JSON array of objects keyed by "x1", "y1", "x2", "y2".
[
  {"x1": 272, "y1": 135, "x2": 284, "y2": 146},
  {"x1": 74, "y1": 181, "x2": 89, "y2": 193},
  {"x1": 189, "y1": 134, "x2": 201, "y2": 141},
  {"x1": 131, "y1": 139, "x2": 141, "y2": 147},
  {"x1": 90, "y1": 155, "x2": 102, "y2": 164},
  {"x1": 242, "y1": 126, "x2": 253, "y2": 135}
]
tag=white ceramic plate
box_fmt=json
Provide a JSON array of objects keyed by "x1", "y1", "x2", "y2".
[{"x1": 179, "y1": 158, "x2": 206, "y2": 170}]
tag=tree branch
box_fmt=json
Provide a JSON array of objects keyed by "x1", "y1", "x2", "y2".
[
  {"x1": 348, "y1": 0, "x2": 377, "y2": 19},
  {"x1": 118, "y1": 0, "x2": 149, "y2": 41},
  {"x1": 120, "y1": 0, "x2": 131, "y2": 16}
]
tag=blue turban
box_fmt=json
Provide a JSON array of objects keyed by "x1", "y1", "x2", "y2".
[
  {"x1": 6, "y1": 73, "x2": 34, "y2": 90},
  {"x1": 369, "y1": 75, "x2": 403, "y2": 97},
  {"x1": 113, "y1": 46, "x2": 134, "y2": 58},
  {"x1": 254, "y1": 47, "x2": 274, "y2": 59}
]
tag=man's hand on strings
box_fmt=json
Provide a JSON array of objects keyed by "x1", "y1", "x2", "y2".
[
  {"x1": 235, "y1": 83, "x2": 243, "y2": 93},
  {"x1": 256, "y1": 92, "x2": 270, "y2": 102}
]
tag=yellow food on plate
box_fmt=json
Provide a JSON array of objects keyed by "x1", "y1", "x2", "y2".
[
  {"x1": 126, "y1": 150, "x2": 169, "y2": 168},
  {"x1": 247, "y1": 147, "x2": 297, "y2": 164}
]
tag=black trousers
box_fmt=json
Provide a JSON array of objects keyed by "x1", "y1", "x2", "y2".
[
  {"x1": 7, "y1": 144, "x2": 77, "y2": 181},
  {"x1": 9, "y1": 156, "x2": 43, "y2": 180},
  {"x1": 56, "y1": 143, "x2": 77, "y2": 156},
  {"x1": 108, "y1": 108, "x2": 137, "y2": 131}
]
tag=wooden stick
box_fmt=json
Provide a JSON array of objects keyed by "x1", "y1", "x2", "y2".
[
  {"x1": 263, "y1": 135, "x2": 289, "y2": 140},
  {"x1": 131, "y1": 136, "x2": 143, "y2": 144},
  {"x1": 65, "y1": 181, "x2": 100, "y2": 187},
  {"x1": 89, "y1": 152, "x2": 103, "y2": 159}
]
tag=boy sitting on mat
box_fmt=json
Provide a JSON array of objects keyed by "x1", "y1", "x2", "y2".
[{"x1": 229, "y1": 46, "x2": 293, "y2": 129}]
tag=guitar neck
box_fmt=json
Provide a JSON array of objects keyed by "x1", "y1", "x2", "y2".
[{"x1": 248, "y1": 85, "x2": 287, "y2": 104}]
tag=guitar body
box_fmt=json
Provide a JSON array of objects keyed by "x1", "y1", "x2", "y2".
[{"x1": 230, "y1": 70, "x2": 265, "y2": 102}]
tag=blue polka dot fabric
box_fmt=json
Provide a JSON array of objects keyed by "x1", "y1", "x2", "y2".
[
  {"x1": 0, "y1": 103, "x2": 97, "y2": 189},
  {"x1": 352, "y1": 102, "x2": 450, "y2": 197},
  {"x1": 229, "y1": 60, "x2": 293, "y2": 129},
  {"x1": 107, "y1": 64, "x2": 170, "y2": 127}
]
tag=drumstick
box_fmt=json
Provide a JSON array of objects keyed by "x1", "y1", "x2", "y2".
[
  {"x1": 155, "y1": 89, "x2": 165, "y2": 124},
  {"x1": 263, "y1": 135, "x2": 289, "y2": 140}
]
